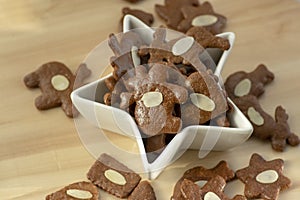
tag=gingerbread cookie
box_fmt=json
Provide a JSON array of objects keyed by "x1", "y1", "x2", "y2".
[
  {"x1": 119, "y1": 7, "x2": 154, "y2": 32},
  {"x1": 186, "y1": 26, "x2": 230, "y2": 50},
  {"x1": 87, "y1": 153, "x2": 141, "y2": 198},
  {"x1": 139, "y1": 28, "x2": 184, "y2": 65},
  {"x1": 46, "y1": 181, "x2": 99, "y2": 200},
  {"x1": 178, "y1": 1, "x2": 227, "y2": 34},
  {"x1": 171, "y1": 160, "x2": 235, "y2": 200},
  {"x1": 233, "y1": 95, "x2": 299, "y2": 151},
  {"x1": 24, "y1": 62, "x2": 91, "y2": 118},
  {"x1": 139, "y1": 28, "x2": 208, "y2": 72},
  {"x1": 181, "y1": 71, "x2": 228, "y2": 126},
  {"x1": 128, "y1": 180, "x2": 156, "y2": 200},
  {"x1": 224, "y1": 64, "x2": 275, "y2": 99},
  {"x1": 180, "y1": 177, "x2": 246, "y2": 200},
  {"x1": 272, "y1": 106, "x2": 300, "y2": 151},
  {"x1": 108, "y1": 31, "x2": 145, "y2": 80},
  {"x1": 236, "y1": 153, "x2": 291, "y2": 200},
  {"x1": 155, "y1": 0, "x2": 199, "y2": 30},
  {"x1": 119, "y1": 64, "x2": 188, "y2": 136}
]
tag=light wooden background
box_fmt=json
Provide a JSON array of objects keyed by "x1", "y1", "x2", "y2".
[{"x1": 1, "y1": 0, "x2": 300, "y2": 199}]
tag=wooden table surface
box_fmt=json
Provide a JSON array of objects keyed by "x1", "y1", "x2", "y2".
[{"x1": 1, "y1": 0, "x2": 300, "y2": 199}]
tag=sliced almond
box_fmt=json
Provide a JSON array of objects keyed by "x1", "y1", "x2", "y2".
[
  {"x1": 192, "y1": 15, "x2": 218, "y2": 27},
  {"x1": 51, "y1": 75, "x2": 70, "y2": 91},
  {"x1": 234, "y1": 78, "x2": 251, "y2": 97},
  {"x1": 204, "y1": 191, "x2": 221, "y2": 200},
  {"x1": 66, "y1": 189, "x2": 93, "y2": 199},
  {"x1": 195, "y1": 180, "x2": 207, "y2": 187},
  {"x1": 172, "y1": 36, "x2": 194, "y2": 56},
  {"x1": 131, "y1": 46, "x2": 140, "y2": 68},
  {"x1": 247, "y1": 107, "x2": 264, "y2": 126},
  {"x1": 141, "y1": 91, "x2": 163, "y2": 108},
  {"x1": 256, "y1": 170, "x2": 279, "y2": 184},
  {"x1": 104, "y1": 169, "x2": 127, "y2": 185},
  {"x1": 190, "y1": 93, "x2": 215, "y2": 112}
]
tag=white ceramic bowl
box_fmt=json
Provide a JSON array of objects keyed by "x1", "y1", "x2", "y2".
[{"x1": 71, "y1": 15, "x2": 253, "y2": 179}]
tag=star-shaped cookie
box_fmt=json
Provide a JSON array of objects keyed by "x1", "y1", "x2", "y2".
[{"x1": 236, "y1": 153, "x2": 291, "y2": 200}]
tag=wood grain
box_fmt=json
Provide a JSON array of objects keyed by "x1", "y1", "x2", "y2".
[{"x1": 1, "y1": 0, "x2": 300, "y2": 199}]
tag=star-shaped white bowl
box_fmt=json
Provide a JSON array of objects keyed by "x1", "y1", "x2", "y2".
[{"x1": 71, "y1": 15, "x2": 253, "y2": 179}]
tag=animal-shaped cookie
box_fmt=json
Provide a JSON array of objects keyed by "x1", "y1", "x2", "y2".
[
  {"x1": 109, "y1": 31, "x2": 145, "y2": 80},
  {"x1": 155, "y1": 0, "x2": 199, "y2": 30},
  {"x1": 224, "y1": 64, "x2": 275, "y2": 99},
  {"x1": 178, "y1": 1, "x2": 227, "y2": 34},
  {"x1": 171, "y1": 160, "x2": 235, "y2": 200},
  {"x1": 180, "y1": 176, "x2": 247, "y2": 200},
  {"x1": 181, "y1": 71, "x2": 228, "y2": 126},
  {"x1": 234, "y1": 95, "x2": 299, "y2": 151},
  {"x1": 139, "y1": 28, "x2": 207, "y2": 72},
  {"x1": 119, "y1": 63, "x2": 188, "y2": 136},
  {"x1": 24, "y1": 61, "x2": 91, "y2": 117}
]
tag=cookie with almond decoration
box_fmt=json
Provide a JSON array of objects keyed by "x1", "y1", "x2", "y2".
[
  {"x1": 181, "y1": 71, "x2": 228, "y2": 126},
  {"x1": 119, "y1": 64, "x2": 188, "y2": 136},
  {"x1": 224, "y1": 64, "x2": 275, "y2": 99},
  {"x1": 46, "y1": 181, "x2": 99, "y2": 200},
  {"x1": 171, "y1": 160, "x2": 235, "y2": 200},
  {"x1": 87, "y1": 153, "x2": 141, "y2": 198},
  {"x1": 24, "y1": 62, "x2": 91, "y2": 118},
  {"x1": 236, "y1": 153, "x2": 291, "y2": 200},
  {"x1": 155, "y1": 0, "x2": 199, "y2": 30},
  {"x1": 180, "y1": 176, "x2": 246, "y2": 200},
  {"x1": 178, "y1": 1, "x2": 227, "y2": 34}
]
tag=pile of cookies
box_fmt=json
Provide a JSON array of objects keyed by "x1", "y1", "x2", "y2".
[
  {"x1": 172, "y1": 153, "x2": 291, "y2": 200},
  {"x1": 46, "y1": 154, "x2": 156, "y2": 200},
  {"x1": 103, "y1": 26, "x2": 232, "y2": 155},
  {"x1": 46, "y1": 152, "x2": 291, "y2": 200}
]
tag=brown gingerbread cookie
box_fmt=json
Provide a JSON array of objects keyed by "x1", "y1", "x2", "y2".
[
  {"x1": 180, "y1": 177, "x2": 246, "y2": 200},
  {"x1": 87, "y1": 153, "x2": 141, "y2": 198},
  {"x1": 108, "y1": 31, "x2": 145, "y2": 80},
  {"x1": 181, "y1": 71, "x2": 228, "y2": 126},
  {"x1": 233, "y1": 95, "x2": 299, "y2": 151},
  {"x1": 224, "y1": 64, "x2": 275, "y2": 99},
  {"x1": 120, "y1": 64, "x2": 188, "y2": 136},
  {"x1": 46, "y1": 181, "x2": 99, "y2": 200},
  {"x1": 273, "y1": 106, "x2": 300, "y2": 149},
  {"x1": 128, "y1": 180, "x2": 156, "y2": 200},
  {"x1": 155, "y1": 0, "x2": 199, "y2": 30},
  {"x1": 139, "y1": 28, "x2": 184, "y2": 65},
  {"x1": 24, "y1": 61, "x2": 91, "y2": 118},
  {"x1": 171, "y1": 160, "x2": 235, "y2": 200},
  {"x1": 139, "y1": 28, "x2": 207, "y2": 72},
  {"x1": 177, "y1": 1, "x2": 227, "y2": 34},
  {"x1": 186, "y1": 26, "x2": 230, "y2": 50},
  {"x1": 119, "y1": 7, "x2": 154, "y2": 32},
  {"x1": 236, "y1": 153, "x2": 291, "y2": 200}
]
